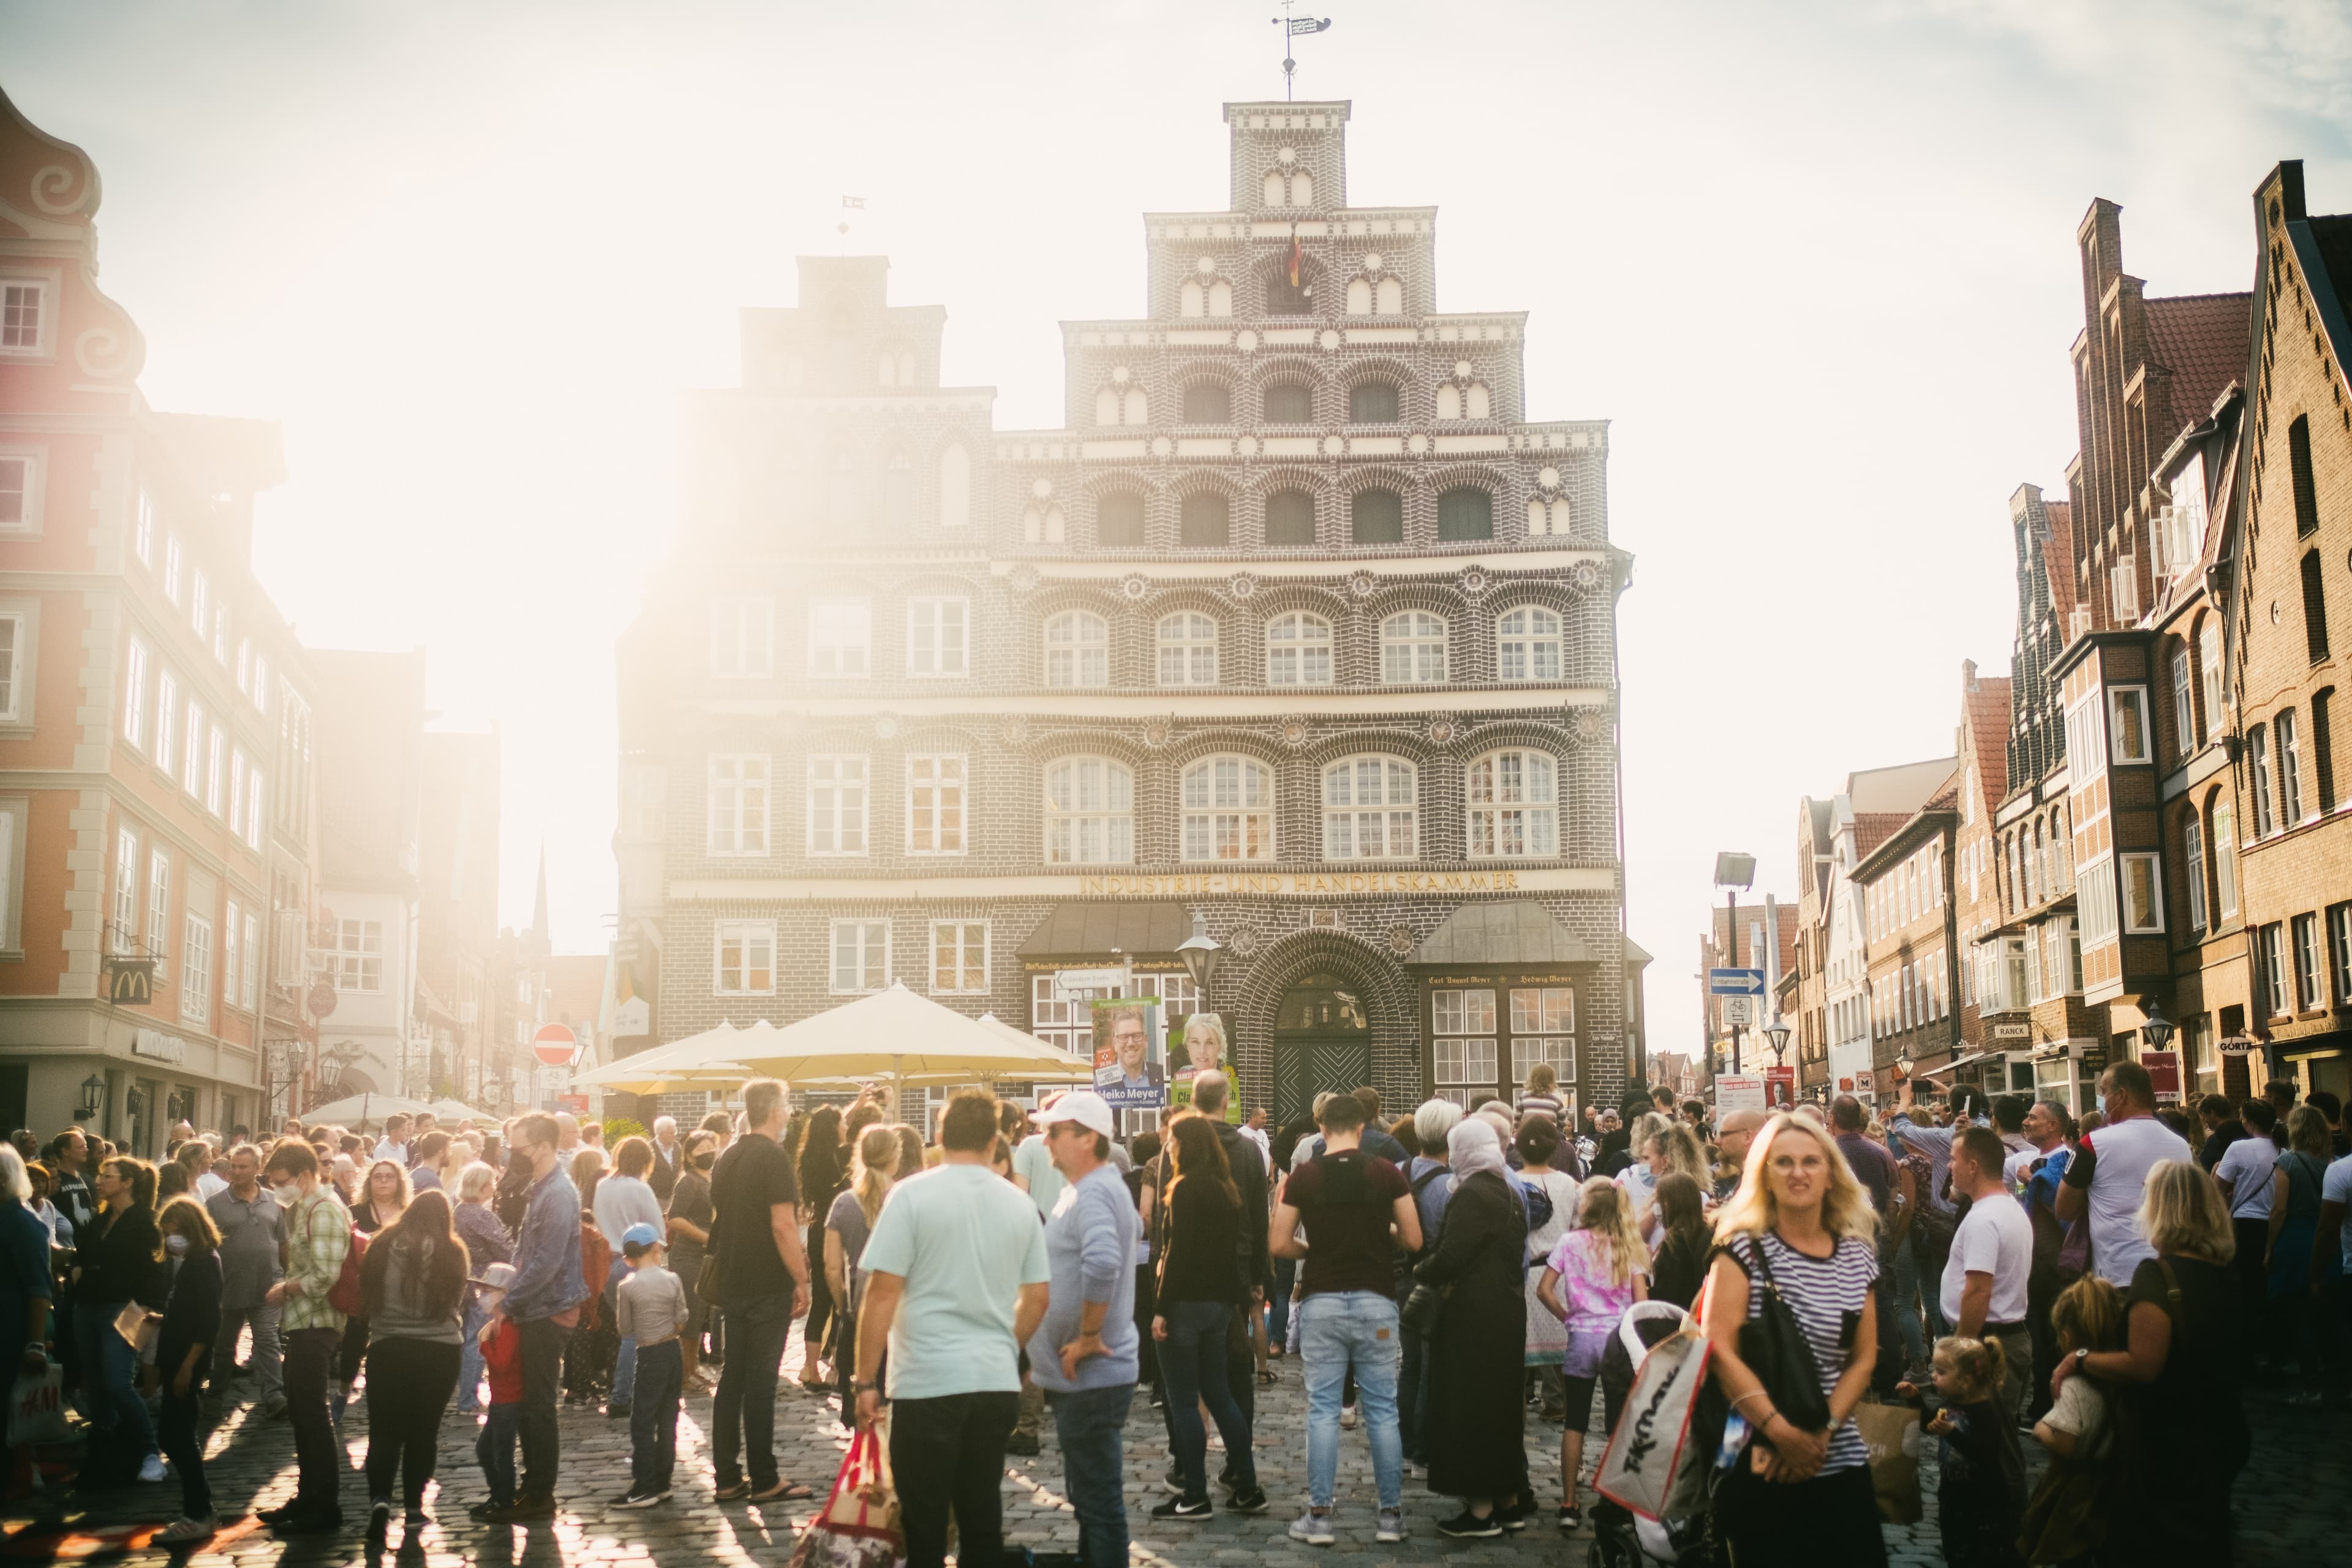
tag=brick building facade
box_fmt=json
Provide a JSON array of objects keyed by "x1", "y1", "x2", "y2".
[{"x1": 616, "y1": 98, "x2": 1631, "y2": 1129}]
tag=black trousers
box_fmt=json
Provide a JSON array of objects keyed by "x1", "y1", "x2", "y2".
[
  {"x1": 1715, "y1": 1461, "x2": 1888, "y2": 1568},
  {"x1": 283, "y1": 1327, "x2": 343, "y2": 1516},
  {"x1": 889, "y1": 1390, "x2": 1018, "y2": 1568},
  {"x1": 2232, "y1": 1218, "x2": 2271, "y2": 1370},
  {"x1": 157, "y1": 1387, "x2": 211, "y2": 1519},
  {"x1": 518, "y1": 1316, "x2": 567, "y2": 1501},
  {"x1": 338, "y1": 1315, "x2": 370, "y2": 1383},
  {"x1": 803, "y1": 1221, "x2": 834, "y2": 1365},
  {"x1": 363, "y1": 1338, "x2": 461, "y2": 1506}
]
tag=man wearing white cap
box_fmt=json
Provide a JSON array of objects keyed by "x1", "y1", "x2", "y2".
[{"x1": 1027, "y1": 1090, "x2": 1140, "y2": 1568}]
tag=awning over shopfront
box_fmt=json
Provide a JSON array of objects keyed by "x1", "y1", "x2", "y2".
[
  {"x1": 1017, "y1": 902, "x2": 1192, "y2": 959},
  {"x1": 1406, "y1": 902, "x2": 1592, "y2": 966},
  {"x1": 1918, "y1": 1050, "x2": 1999, "y2": 1079}
]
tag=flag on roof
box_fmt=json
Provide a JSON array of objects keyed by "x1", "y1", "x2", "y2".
[{"x1": 1287, "y1": 16, "x2": 1330, "y2": 34}]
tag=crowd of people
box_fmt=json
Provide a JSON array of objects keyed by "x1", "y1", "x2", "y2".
[{"x1": 2, "y1": 1054, "x2": 2344, "y2": 1566}]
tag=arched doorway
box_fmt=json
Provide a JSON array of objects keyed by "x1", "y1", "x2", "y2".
[{"x1": 1270, "y1": 973, "x2": 1373, "y2": 1127}]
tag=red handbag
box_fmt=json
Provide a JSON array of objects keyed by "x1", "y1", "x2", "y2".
[{"x1": 788, "y1": 1426, "x2": 902, "y2": 1568}]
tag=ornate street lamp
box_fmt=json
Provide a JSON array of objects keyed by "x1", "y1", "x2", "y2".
[
  {"x1": 2139, "y1": 1000, "x2": 2175, "y2": 1055},
  {"x1": 78, "y1": 1073, "x2": 106, "y2": 1121},
  {"x1": 1175, "y1": 910, "x2": 1224, "y2": 997},
  {"x1": 1894, "y1": 1049, "x2": 1915, "y2": 1084},
  {"x1": 1763, "y1": 1019, "x2": 1792, "y2": 1064}
]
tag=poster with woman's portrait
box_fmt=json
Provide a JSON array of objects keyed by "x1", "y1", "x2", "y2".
[
  {"x1": 1168, "y1": 1012, "x2": 1240, "y2": 1123},
  {"x1": 1090, "y1": 1000, "x2": 1165, "y2": 1109}
]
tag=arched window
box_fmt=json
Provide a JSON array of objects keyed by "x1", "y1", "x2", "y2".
[
  {"x1": 937, "y1": 443, "x2": 970, "y2": 528},
  {"x1": 1374, "y1": 277, "x2": 1402, "y2": 314},
  {"x1": 1020, "y1": 501, "x2": 1066, "y2": 543},
  {"x1": 1181, "y1": 756, "x2": 1275, "y2": 862},
  {"x1": 1437, "y1": 382, "x2": 1490, "y2": 420},
  {"x1": 1438, "y1": 485, "x2": 1494, "y2": 540},
  {"x1": 1466, "y1": 749, "x2": 1558, "y2": 858},
  {"x1": 1381, "y1": 612, "x2": 1448, "y2": 684},
  {"x1": 1095, "y1": 386, "x2": 1119, "y2": 426},
  {"x1": 1323, "y1": 756, "x2": 1416, "y2": 859},
  {"x1": 883, "y1": 450, "x2": 916, "y2": 524},
  {"x1": 1044, "y1": 611, "x2": 1108, "y2": 688},
  {"x1": 1097, "y1": 492, "x2": 1145, "y2": 547},
  {"x1": 1262, "y1": 170, "x2": 1312, "y2": 208},
  {"x1": 1351, "y1": 488, "x2": 1403, "y2": 544},
  {"x1": 1290, "y1": 171, "x2": 1313, "y2": 208},
  {"x1": 1182, "y1": 382, "x2": 1232, "y2": 424},
  {"x1": 1267, "y1": 263, "x2": 1312, "y2": 316},
  {"x1": 1263, "y1": 380, "x2": 1313, "y2": 423},
  {"x1": 1346, "y1": 278, "x2": 1373, "y2": 315},
  {"x1": 1208, "y1": 279, "x2": 1233, "y2": 317},
  {"x1": 1349, "y1": 380, "x2": 1400, "y2": 423},
  {"x1": 1180, "y1": 492, "x2": 1231, "y2": 548},
  {"x1": 1526, "y1": 497, "x2": 1570, "y2": 536},
  {"x1": 1045, "y1": 757, "x2": 1132, "y2": 864},
  {"x1": 1180, "y1": 279, "x2": 1204, "y2": 317},
  {"x1": 828, "y1": 449, "x2": 859, "y2": 525},
  {"x1": 1263, "y1": 171, "x2": 1284, "y2": 208},
  {"x1": 877, "y1": 348, "x2": 917, "y2": 386},
  {"x1": 1265, "y1": 488, "x2": 1316, "y2": 546},
  {"x1": 2248, "y1": 724, "x2": 2274, "y2": 834},
  {"x1": 1496, "y1": 606, "x2": 1562, "y2": 681},
  {"x1": 1156, "y1": 612, "x2": 1218, "y2": 686},
  {"x1": 1266, "y1": 612, "x2": 1333, "y2": 686}
]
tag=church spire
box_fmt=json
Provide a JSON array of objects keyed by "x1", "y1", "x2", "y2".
[{"x1": 528, "y1": 843, "x2": 550, "y2": 960}]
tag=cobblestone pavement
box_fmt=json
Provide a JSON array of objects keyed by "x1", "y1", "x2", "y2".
[{"x1": 5, "y1": 1335, "x2": 2343, "y2": 1566}]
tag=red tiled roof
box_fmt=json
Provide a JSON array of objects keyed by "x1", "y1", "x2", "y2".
[
  {"x1": 1852, "y1": 812, "x2": 1909, "y2": 861},
  {"x1": 2040, "y1": 499, "x2": 2077, "y2": 619},
  {"x1": 2144, "y1": 293, "x2": 2252, "y2": 449},
  {"x1": 1966, "y1": 674, "x2": 2013, "y2": 806}
]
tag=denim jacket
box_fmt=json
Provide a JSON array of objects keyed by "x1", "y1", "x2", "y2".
[{"x1": 502, "y1": 1164, "x2": 589, "y2": 1324}]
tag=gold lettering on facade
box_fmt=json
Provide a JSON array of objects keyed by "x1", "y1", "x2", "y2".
[{"x1": 1074, "y1": 867, "x2": 1528, "y2": 897}]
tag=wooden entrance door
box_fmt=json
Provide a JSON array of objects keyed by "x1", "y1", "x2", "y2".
[{"x1": 1271, "y1": 975, "x2": 1373, "y2": 1128}]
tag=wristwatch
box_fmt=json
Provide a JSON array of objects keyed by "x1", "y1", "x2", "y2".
[{"x1": 2071, "y1": 1348, "x2": 2089, "y2": 1366}]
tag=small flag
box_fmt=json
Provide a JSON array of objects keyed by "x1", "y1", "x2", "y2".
[
  {"x1": 1287, "y1": 16, "x2": 1330, "y2": 34},
  {"x1": 842, "y1": 195, "x2": 865, "y2": 209}
]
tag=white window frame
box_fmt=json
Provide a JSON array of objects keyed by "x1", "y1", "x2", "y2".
[
  {"x1": 2278, "y1": 709, "x2": 2305, "y2": 823},
  {"x1": 162, "y1": 535, "x2": 183, "y2": 606},
  {"x1": 2064, "y1": 692, "x2": 2107, "y2": 775},
  {"x1": 1496, "y1": 605, "x2": 1563, "y2": 682},
  {"x1": 240, "y1": 908, "x2": 261, "y2": 1010},
  {"x1": 153, "y1": 668, "x2": 176, "y2": 773},
  {"x1": 2249, "y1": 727, "x2": 2275, "y2": 835},
  {"x1": 714, "y1": 919, "x2": 776, "y2": 996},
  {"x1": 1466, "y1": 748, "x2": 1559, "y2": 859},
  {"x1": 2261, "y1": 923, "x2": 2289, "y2": 1019},
  {"x1": 829, "y1": 919, "x2": 891, "y2": 994},
  {"x1": 905, "y1": 597, "x2": 970, "y2": 679},
  {"x1": 1321, "y1": 755, "x2": 1417, "y2": 859},
  {"x1": 2199, "y1": 622, "x2": 2224, "y2": 733},
  {"x1": 1180, "y1": 754, "x2": 1276, "y2": 862},
  {"x1": 706, "y1": 754, "x2": 771, "y2": 856},
  {"x1": 709, "y1": 598, "x2": 775, "y2": 679},
  {"x1": 223, "y1": 900, "x2": 242, "y2": 1015},
  {"x1": 1380, "y1": 611, "x2": 1448, "y2": 684},
  {"x1": 133, "y1": 488, "x2": 153, "y2": 564},
  {"x1": 1265, "y1": 612, "x2": 1333, "y2": 687},
  {"x1": 146, "y1": 849, "x2": 170, "y2": 963},
  {"x1": 2213, "y1": 801, "x2": 2239, "y2": 918},
  {"x1": 2108, "y1": 686, "x2": 2151, "y2": 765},
  {"x1": 111, "y1": 827, "x2": 139, "y2": 955},
  {"x1": 2183, "y1": 814, "x2": 2207, "y2": 935},
  {"x1": 333, "y1": 918, "x2": 383, "y2": 992},
  {"x1": 1431, "y1": 987, "x2": 1498, "y2": 1109},
  {"x1": 243, "y1": 770, "x2": 263, "y2": 851},
  {"x1": 2171, "y1": 647, "x2": 2196, "y2": 750},
  {"x1": 228, "y1": 748, "x2": 247, "y2": 838},
  {"x1": 190, "y1": 570, "x2": 209, "y2": 638},
  {"x1": 1044, "y1": 755, "x2": 1133, "y2": 865},
  {"x1": 929, "y1": 919, "x2": 989, "y2": 995},
  {"x1": 206, "y1": 723, "x2": 225, "y2": 816},
  {"x1": 121, "y1": 637, "x2": 148, "y2": 746},
  {"x1": 805, "y1": 754, "x2": 870, "y2": 856},
  {"x1": 0, "y1": 450, "x2": 40, "y2": 536},
  {"x1": 180, "y1": 909, "x2": 212, "y2": 1027},
  {"x1": 905, "y1": 753, "x2": 966, "y2": 856},
  {"x1": 1156, "y1": 612, "x2": 1219, "y2": 687},
  {"x1": 2293, "y1": 912, "x2": 2324, "y2": 1011},
  {"x1": 180, "y1": 699, "x2": 203, "y2": 797},
  {"x1": 807, "y1": 597, "x2": 872, "y2": 679},
  {"x1": 1044, "y1": 611, "x2": 1109, "y2": 688},
  {"x1": 2329, "y1": 904, "x2": 2352, "y2": 1006},
  {"x1": 0, "y1": 279, "x2": 49, "y2": 356}
]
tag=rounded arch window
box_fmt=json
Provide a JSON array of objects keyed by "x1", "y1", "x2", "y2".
[
  {"x1": 1043, "y1": 611, "x2": 1109, "y2": 688},
  {"x1": 1180, "y1": 755, "x2": 1275, "y2": 862},
  {"x1": 1437, "y1": 485, "x2": 1494, "y2": 540},
  {"x1": 1097, "y1": 492, "x2": 1145, "y2": 547},
  {"x1": 1182, "y1": 382, "x2": 1233, "y2": 424},
  {"x1": 1264, "y1": 380, "x2": 1314, "y2": 423},
  {"x1": 1324, "y1": 755, "x2": 1417, "y2": 859},
  {"x1": 1348, "y1": 380, "x2": 1400, "y2": 423},
  {"x1": 1381, "y1": 612, "x2": 1448, "y2": 684},
  {"x1": 883, "y1": 450, "x2": 917, "y2": 524},
  {"x1": 1275, "y1": 978, "x2": 1368, "y2": 1032},
  {"x1": 1095, "y1": 383, "x2": 1150, "y2": 427},
  {"x1": 1266, "y1": 612, "x2": 1333, "y2": 686},
  {"x1": 1266, "y1": 262, "x2": 1313, "y2": 316},
  {"x1": 1351, "y1": 488, "x2": 1403, "y2": 544},
  {"x1": 937, "y1": 443, "x2": 971, "y2": 528},
  {"x1": 1045, "y1": 756, "x2": 1133, "y2": 865},
  {"x1": 1497, "y1": 606, "x2": 1562, "y2": 681},
  {"x1": 1265, "y1": 488, "x2": 1316, "y2": 546},
  {"x1": 1466, "y1": 748, "x2": 1558, "y2": 859},
  {"x1": 1156, "y1": 612, "x2": 1218, "y2": 687},
  {"x1": 1180, "y1": 492, "x2": 1231, "y2": 548}
]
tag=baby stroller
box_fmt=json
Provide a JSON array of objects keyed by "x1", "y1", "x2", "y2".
[{"x1": 1589, "y1": 1302, "x2": 1710, "y2": 1568}]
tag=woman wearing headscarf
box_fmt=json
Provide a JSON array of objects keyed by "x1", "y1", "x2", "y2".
[{"x1": 1414, "y1": 1119, "x2": 1529, "y2": 1538}]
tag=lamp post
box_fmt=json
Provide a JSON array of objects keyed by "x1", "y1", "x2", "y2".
[
  {"x1": 2140, "y1": 1000, "x2": 2174, "y2": 1055},
  {"x1": 1893, "y1": 1049, "x2": 1915, "y2": 1105},
  {"x1": 1763, "y1": 1019, "x2": 1791, "y2": 1065},
  {"x1": 1175, "y1": 911, "x2": 1224, "y2": 998},
  {"x1": 1713, "y1": 853, "x2": 1756, "y2": 1073},
  {"x1": 78, "y1": 1072, "x2": 106, "y2": 1122}
]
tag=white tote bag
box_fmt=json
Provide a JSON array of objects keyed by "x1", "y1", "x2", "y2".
[{"x1": 1593, "y1": 1298, "x2": 1711, "y2": 1523}]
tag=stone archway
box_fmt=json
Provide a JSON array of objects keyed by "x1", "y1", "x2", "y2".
[{"x1": 1232, "y1": 930, "x2": 1418, "y2": 1128}]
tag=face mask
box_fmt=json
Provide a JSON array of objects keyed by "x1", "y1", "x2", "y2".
[
  {"x1": 692, "y1": 1155, "x2": 715, "y2": 1171},
  {"x1": 273, "y1": 1182, "x2": 300, "y2": 1206},
  {"x1": 165, "y1": 1234, "x2": 189, "y2": 1257}
]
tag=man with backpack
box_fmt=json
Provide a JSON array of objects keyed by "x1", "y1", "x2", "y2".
[{"x1": 257, "y1": 1143, "x2": 350, "y2": 1534}]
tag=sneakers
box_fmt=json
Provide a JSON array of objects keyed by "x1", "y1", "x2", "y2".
[
  {"x1": 1339, "y1": 1403, "x2": 1359, "y2": 1429},
  {"x1": 1558, "y1": 1503, "x2": 1583, "y2": 1532},
  {"x1": 137, "y1": 1453, "x2": 166, "y2": 1484},
  {"x1": 405, "y1": 1504, "x2": 431, "y2": 1527},
  {"x1": 612, "y1": 1488, "x2": 670, "y2": 1509},
  {"x1": 1227, "y1": 1487, "x2": 1270, "y2": 1515},
  {"x1": 486, "y1": 1494, "x2": 555, "y2": 1523},
  {"x1": 1287, "y1": 1509, "x2": 1336, "y2": 1547},
  {"x1": 467, "y1": 1498, "x2": 510, "y2": 1522},
  {"x1": 259, "y1": 1397, "x2": 288, "y2": 1420},
  {"x1": 368, "y1": 1498, "x2": 393, "y2": 1540},
  {"x1": 1150, "y1": 1496, "x2": 1213, "y2": 1521},
  {"x1": 1005, "y1": 1431, "x2": 1041, "y2": 1457},
  {"x1": 605, "y1": 1401, "x2": 631, "y2": 1419},
  {"x1": 155, "y1": 1516, "x2": 216, "y2": 1546},
  {"x1": 1377, "y1": 1507, "x2": 1408, "y2": 1543},
  {"x1": 1496, "y1": 1499, "x2": 1530, "y2": 1532},
  {"x1": 1438, "y1": 1510, "x2": 1498, "y2": 1539},
  {"x1": 269, "y1": 1509, "x2": 342, "y2": 1534},
  {"x1": 1162, "y1": 1467, "x2": 1186, "y2": 1495}
]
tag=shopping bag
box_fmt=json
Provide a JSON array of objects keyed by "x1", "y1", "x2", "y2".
[
  {"x1": 1852, "y1": 1400, "x2": 1922, "y2": 1525},
  {"x1": 1594, "y1": 1298, "x2": 1711, "y2": 1523},
  {"x1": 786, "y1": 1425, "x2": 903, "y2": 1568},
  {"x1": 9, "y1": 1359, "x2": 69, "y2": 1447},
  {"x1": 112, "y1": 1302, "x2": 160, "y2": 1355}
]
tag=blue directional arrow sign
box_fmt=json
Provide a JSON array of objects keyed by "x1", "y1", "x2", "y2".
[{"x1": 1708, "y1": 968, "x2": 1766, "y2": 997}]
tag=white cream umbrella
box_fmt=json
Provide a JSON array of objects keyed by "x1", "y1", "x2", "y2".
[{"x1": 295, "y1": 1091, "x2": 433, "y2": 1131}]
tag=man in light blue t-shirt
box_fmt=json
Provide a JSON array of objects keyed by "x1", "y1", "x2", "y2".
[{"x1": 856, "y1": 1091, "x2": 1050, "y2": 1568}]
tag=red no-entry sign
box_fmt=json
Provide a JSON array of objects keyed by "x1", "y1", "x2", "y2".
[{"x1": 533, "y1": 1023, "x2": 579, "y2": 1068}]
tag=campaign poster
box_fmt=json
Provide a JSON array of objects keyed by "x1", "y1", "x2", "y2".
[
  {"x1": 1091, "y1": 999, "x2": 1165, "y2": 1109},
  {"x1": 1763, "y1": 1065, "x2": 1797, "y2": 1110},
  {"x1": 1168, "y1": 1011, "x2": 1242, "y2": 1124}
]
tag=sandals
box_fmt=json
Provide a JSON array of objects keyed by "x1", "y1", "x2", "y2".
[{"x1": 1256, "y1": 1368, "x2": 1279, "y2": 1387}]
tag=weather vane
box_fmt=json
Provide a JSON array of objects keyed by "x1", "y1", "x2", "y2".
[{"x1": 1271, "y1": 4, "x2": 1332, "y2": 100}]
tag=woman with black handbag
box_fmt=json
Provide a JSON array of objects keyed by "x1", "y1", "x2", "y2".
[{"x1": 1701, "y1": 1112, "x2": 1885, "y2": 1566}]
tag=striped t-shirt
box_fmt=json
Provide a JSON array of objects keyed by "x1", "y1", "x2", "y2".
[{"x1": 1724, "y1": 1230, "x2": 1879, "y2": 1472}]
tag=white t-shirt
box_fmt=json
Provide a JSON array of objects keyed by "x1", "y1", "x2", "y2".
[
  {"x1": 1940, "y1": 1189, "x2": 2032, "y2": 1329},
  {"x1": 2074, "y1": 1115, "x2": 2193, "y2": 1286},
  {"x1": 2214, "y1": 1136, "x2": 2278, "y2": 1220},
  {"x1": 859, "y1": 1164, "x2": 1051, "y2": 1401},
  {"x1": 1011, "y1": 1134, "x2": 1065, "y2": 1219},
  {"x1": 2041, "y1": 1371, "x2": 2108, "y2": 1457},
  {"x1": 2323, "y1": 1153, "x2": 2352, "y2": 1267}
]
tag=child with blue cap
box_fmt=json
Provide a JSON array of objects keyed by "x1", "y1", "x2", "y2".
[{"x1": 612, "y1": 1221, "x2": 688, "y2": 1507}]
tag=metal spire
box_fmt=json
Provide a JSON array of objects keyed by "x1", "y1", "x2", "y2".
[{"x1": 1271, "y1": 4, "x2": 1332, "y2": 100}]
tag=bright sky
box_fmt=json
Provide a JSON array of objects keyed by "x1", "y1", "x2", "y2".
[{"x1": 5, "y1": 0, "x2": 2348, "y2": 1052}]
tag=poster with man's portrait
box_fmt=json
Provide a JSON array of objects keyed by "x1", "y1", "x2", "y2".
[
  {"x1": 1168, "y1": 1011, "x2": 1240, "y2": 1123},
  {"x1": 1091, "y1": 999, "x2": 1165, "y2": 1109}
]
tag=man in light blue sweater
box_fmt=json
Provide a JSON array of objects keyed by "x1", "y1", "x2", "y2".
[{"x1": 1026, "y1": 1091, "x2": 1139, "y2": 1568}]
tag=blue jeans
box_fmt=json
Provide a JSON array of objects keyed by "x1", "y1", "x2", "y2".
[
  {"x1": 630, "y1": 1340, "x2": 682, "y2": 1494},
  {"x1": 1268, "y1": 1258, "x2": 1297, "y2": 1348},
  {"x1": 1891, "y1": 1237, "x2": 1932, "y2": 1365},
  {"x1": 458, "y1": 1295, "x2": 486, "y2": 1411},
  {"x1": 75, "y1": 1301, "x2": 156, "y2": 1471},
  {"x1": 605, "y1": 1257, "x2": 636, "y2": 1404},
  {"x1": 1297, "y1": 1290, "x2": 1402, "y2": 1511},
  {"x1": 1045, "y1": 1383, "x2": 1134, "y2": 1568},
  {"x1": 1395, "y1": 1274, "x2": 1427, "y2": 1463},
  {"x1": 475, "y1": 1403, "x2": 519, "y2": 1507},
  {"x1": 1155, "y1": 1302, "x2": 1257, "y2": 1498}
]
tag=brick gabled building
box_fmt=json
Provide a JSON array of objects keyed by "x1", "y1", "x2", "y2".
[
  {"x1": 1855, "y1": 775, "x2": 1961, "y2": 1098},
  {"x1": 1951, "y1": 661, "x2": 2013, "y2": 1056}
]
